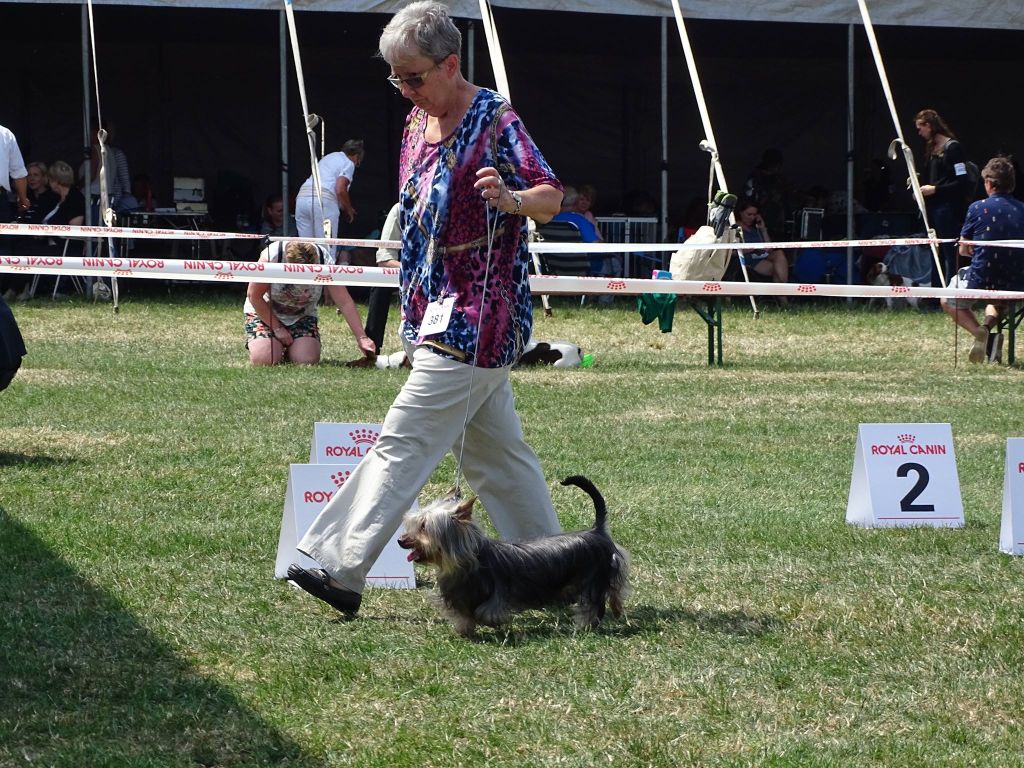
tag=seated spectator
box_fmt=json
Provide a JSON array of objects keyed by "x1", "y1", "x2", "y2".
[
  {"x1": 552, "y1": 186, "x2": 600, "y2": 242},
  {"x1": 941, "y1": 156, "x2": 1024, "y2": 364},
  {"x1": 260, "y1": 194, "x2": 296, "y2": 237},
  {"x1": 572, "y1": 183, "x2": 603, "y2": 236},
  {"x1": 735, "y1": 197, "x2": 789, "y2": 284},
  {"x1": 43, "y1": 161, "x2": 85, "y2": 227},
  {"x1": 1, "y1": 161, "x2": 59, "y2": 298},
  {"x1": 244, "y1": 240, "x2": 376, "y2": 366},
  {"x1": 551, "y1": 186, "x2": 616, "y2": 280},
  {"x1": 22, "y1": 162, "x2": 59, "y2": 224}
]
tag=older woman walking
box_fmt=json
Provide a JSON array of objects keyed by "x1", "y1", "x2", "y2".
[{"x1": 288, "y1": 1, "x2": 564, "y2": 616}]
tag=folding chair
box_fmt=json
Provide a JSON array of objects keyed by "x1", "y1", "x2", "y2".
[
  {"x1": 534, "y1": 220, "x2": 594, "y2": 306},
  {"x1": 27, "y1": 238, "x2": 94, "y2": 299}
]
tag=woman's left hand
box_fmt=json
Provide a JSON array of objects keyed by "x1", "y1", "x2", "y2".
[{"x1": 474, "y1": 167, "x2": 515, "y2": 213}]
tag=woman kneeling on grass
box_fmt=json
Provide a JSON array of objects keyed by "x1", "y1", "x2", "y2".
[{"x1": 244, "y1": 241, "x2": 376, "y2": 366}]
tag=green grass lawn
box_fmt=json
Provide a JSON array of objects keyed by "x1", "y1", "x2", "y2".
[{"x1": 3, "y1": 289, "x2": 1024, "y2": 767}]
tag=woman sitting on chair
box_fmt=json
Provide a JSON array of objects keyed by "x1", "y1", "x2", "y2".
[{"x1": 735, "y1": 197, "x2": 788, "y2": 283}]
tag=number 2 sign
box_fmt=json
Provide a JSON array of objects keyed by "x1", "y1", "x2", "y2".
[{"x1": 846, "y1": 423, "x2": 964, "y2": 528}]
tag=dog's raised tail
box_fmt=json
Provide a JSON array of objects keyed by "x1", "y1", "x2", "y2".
[{"x1": 560, "y1": 475, "x2": 608, "y2": 533}]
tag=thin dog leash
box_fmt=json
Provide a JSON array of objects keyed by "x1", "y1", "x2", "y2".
[{"x1": 451, "y1": 193, "x2": 503, "y2": 497}]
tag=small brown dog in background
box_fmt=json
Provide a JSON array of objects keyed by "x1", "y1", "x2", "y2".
[{"x1": 866, "y1": 262, "x2": 920, "y2": 310}]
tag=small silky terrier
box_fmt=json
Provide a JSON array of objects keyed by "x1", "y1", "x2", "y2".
[{"x1": 398, "y1": 475, "x2": 630, "y2": 636}]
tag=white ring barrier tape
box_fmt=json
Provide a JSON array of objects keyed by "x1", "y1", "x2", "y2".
[
  {"x1": 3, "y1": 255, "x2": 1024, "y2": 302},
  {"x1": 531, "y1": 236, "x2": 954, "y2": 254},
  {"x1": 0, "y1": 221, "x2": 400, "y2": 250},
  {"x1": 1, "y1": 222, "x2": 954, "y2": 254}
]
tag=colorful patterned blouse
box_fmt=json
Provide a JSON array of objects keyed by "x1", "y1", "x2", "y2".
[{"x1": 397, "y1": 88, "x2": 561, "y2": 368}]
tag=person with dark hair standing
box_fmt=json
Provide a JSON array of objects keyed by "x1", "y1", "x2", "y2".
[
  {"x1": 941, "y1": 156, "x2": 1024, "y2": 364},
  {"x1": 915, "y1": 109, "x2": 971, "y2": 286},
  {"x1": 287, "y1": 1, "x2": 564, "y2": 617}
]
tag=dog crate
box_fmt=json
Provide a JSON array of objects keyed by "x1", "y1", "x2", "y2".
[{"x1": 595, "y1": 216, "x2": 661, "y2": 278}]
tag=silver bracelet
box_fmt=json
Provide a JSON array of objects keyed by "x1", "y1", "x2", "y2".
[{"x1": 510, "y1": 190, "x2": 523, "y2": 216}]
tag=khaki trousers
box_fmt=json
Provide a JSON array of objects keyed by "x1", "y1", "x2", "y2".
[{"x1": 298, "y1": 344, "x2": 560, "y2": 594}]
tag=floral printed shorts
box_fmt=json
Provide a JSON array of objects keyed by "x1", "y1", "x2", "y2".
[{"x1": 244, "y1": 313, "x2": 320, "y2": 346}]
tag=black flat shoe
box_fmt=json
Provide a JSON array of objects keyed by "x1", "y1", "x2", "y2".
[{"x1": 287, "y1": 564, "x2": 362, "y2": 616}]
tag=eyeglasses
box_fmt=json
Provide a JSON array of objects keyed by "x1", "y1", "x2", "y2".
[
  {"x1": 386, "y1": 59, "x2": 446, "y2": 91},
  {"x1": 386, "y1": 66, "x2": 435, "y2": 91}
]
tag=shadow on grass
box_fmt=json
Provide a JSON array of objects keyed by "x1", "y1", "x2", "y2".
[
  {"x1": 419, "y1": 603, "x2": 784, "y2": 646},
  {"x1": 0, "y1": 452, "x2": 77, "y2": 467},
  {"x1": 0, "y1": 507, "x2": 324, "y2": 767}
]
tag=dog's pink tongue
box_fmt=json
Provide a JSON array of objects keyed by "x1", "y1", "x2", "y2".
[{"x1": 407, "y1": 552, "x2": 417, "y2": 562}]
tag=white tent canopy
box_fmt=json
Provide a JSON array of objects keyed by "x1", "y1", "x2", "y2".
[{"x1": 6, "y1": 0, "x2": 1024, "y2": 30}]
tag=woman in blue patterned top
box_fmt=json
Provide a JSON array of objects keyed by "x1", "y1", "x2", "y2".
[{"x1": 287, "y1": 1, "x2": 565, "y2": 616}]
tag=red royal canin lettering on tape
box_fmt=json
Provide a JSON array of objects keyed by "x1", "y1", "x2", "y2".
[{"x1": 703, "y1": 282, "x2": 723, "y2": 292}]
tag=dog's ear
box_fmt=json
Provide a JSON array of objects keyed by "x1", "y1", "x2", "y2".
[
  {"x1": 443, "y1": 485, "x2": 460, "y2": 500},
  {"x1": 453, "y1": 496, "x2": 477, "y2": 521}
]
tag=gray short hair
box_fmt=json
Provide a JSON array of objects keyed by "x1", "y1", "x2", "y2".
[
  {"x1": 379, "y1": 1, "x2": 461, "y2": 65},
  {"x1": 561, "y1": 185, "x2": 579, "y2": 208},
  {"x1": 341, "y1": 139, "x2": 365, "y2": 161}
]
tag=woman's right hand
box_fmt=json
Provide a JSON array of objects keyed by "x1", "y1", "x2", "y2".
[{"x1": 272, "y1": 326, "x2": 293, "y2": 347}]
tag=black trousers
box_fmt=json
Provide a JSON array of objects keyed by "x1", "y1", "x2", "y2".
[{"x1": 364, "y1": 287, "x2": 396, "y2": 352}]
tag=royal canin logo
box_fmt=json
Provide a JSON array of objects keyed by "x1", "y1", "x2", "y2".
[
  {"x1": 350, "y1": 428, "x2": 379, "y2": 445},
  {"x1": 314, "y1": 275, "x2": 332, "y2": 283},
  {"x1": 797, "y1": 284, "x2": 817, "y2": 293},
  {"x1": 10, "y1": 266, "x2": 29, "y2": 271},
  {"x1": 891, "y1": 285, "x2": 910, "y2": 294},
  {"x1": 113, "y1": 270, "x2": 132, "y2": 277},
  {"x1": 702, "y1": 282, "x2": 722, "y2": 292},
  {"x1": 897, "y1": 434, "x2": 916, "y2": 444},
  {"x1": 607, "y1": 280, "x2": 626, "y2": 291},
  {"x1": 330, "y1": 470, "x2": 352, "y2": 488},
  {"x1": 215, "y1": 272, "x2": 233, "y2": 280}
]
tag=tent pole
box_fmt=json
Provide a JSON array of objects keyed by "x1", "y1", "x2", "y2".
[
  {"x1": 81, "y1": 4, "x2": 93, "y2": 248},
  {"x1": 280, "y1": 10, "x2": 289, "y2": 234},
  {"x1": 660, "y1": 16, "x2": 668, "y2": 242},
  {"x1": 846, "y1": 23, "x2": 855, "y2": 298}
]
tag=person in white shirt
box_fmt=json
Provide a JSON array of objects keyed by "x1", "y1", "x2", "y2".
[
  {"x1": 294, "y1": 139, "x2": 364, "y2": 264},
  {"x1": 0, "y1": 124, "x2": 29, "y2": 223}
]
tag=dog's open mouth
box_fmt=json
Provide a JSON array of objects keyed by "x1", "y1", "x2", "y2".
[{"x1": 397, "y1": 536, "x2": 422, "y2": 562}]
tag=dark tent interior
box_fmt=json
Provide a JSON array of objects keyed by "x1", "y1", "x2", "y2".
[{"x1": 4, "y1": 3, "x2": 1022, "y2": 243}]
